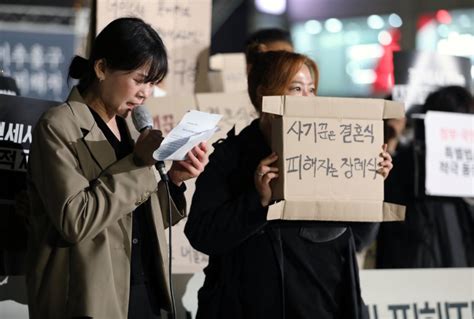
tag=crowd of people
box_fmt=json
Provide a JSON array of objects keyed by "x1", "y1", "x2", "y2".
[{"x1": 1, "y1": 16, "x2": 472, "y2": 319}]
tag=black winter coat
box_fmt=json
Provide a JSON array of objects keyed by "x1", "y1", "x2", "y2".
[
  {"x1": 185, "y1": 120, "x2": 376, "y2": 319},
  {"x1": 377, "y1": 143, "x2": 474, "y2": 268}
]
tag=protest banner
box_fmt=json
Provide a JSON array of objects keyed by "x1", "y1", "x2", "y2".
[
  {"x1": 263, "y1": 95, "x2": 406, "y2": 222},
  {"x1": 0, "y1": 94, "x2": 57, "y2": 273},
  {"x1": 425, "y1": 111, "x2": 474, "y2": 197}
]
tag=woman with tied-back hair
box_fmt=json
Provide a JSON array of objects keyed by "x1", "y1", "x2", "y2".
[
  {"x1": 185, "y1": 48, "x2": 393, "y2": 319},
  {"x1": 26, "y1": 17, "x2": 208, "y2": 319}
]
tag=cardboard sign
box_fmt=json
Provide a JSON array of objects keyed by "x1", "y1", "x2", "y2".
[
  {"x1": 208, "y1": 53, "x2": 247, "y2": 93},
  {"x1": 263, "y1": 95, "x2": 406, "y2": 222},
  {"x1": 425, "y1": 111, "x2": 474, "y2": 197},
  {"x1": 96, "y1": 0, "x2": 212, "y2": 95},
  {"x1": 167, "y1": 218, "x2": 209, "y2": 274},
  {"x1": 145, "y1": 95, "x2": 197, "y2": 136},
  {"x1": 196, "y1": 92, "x2": 257, "y2": 147},
  {"x1": 162, "y1": 92, "x2": 256, "y2": 273},
  {"x1": 142, "y1": 92, "x2": 256, "y2": 273}
]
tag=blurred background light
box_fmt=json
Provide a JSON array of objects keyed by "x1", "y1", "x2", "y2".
[
  {"x1": 388, "y1": 13, "x2": 403, "y2": 28},
  {"x1": 367, "y1": 14, "x2": 385, "y2": 29},
  {"x1": 347, "y1": 44, "x2": 384, "y2": 60},
  {"x1": 325, "y1": 18, "x2": 343, "y2": 33},
  {"x1": 305, "y1": 19, "x2": 322, "y2": 34},
  {"x1": 436, "y1": 9, "x2": 452, "y2": 24},
  {"x1": 437, "y1": 24, "x2": 450, "y2": 37},
  {"x1": 378, "y1": 30, "x2": 393, "y2": 45},
  {"x1": 458, "y1": 14, "x2": 471, "y2": 28},
  {"x1": 352, "y1": 69, "x2": 377, "y2": 84},
  {"x1": 438, "y1": 32, "x2": 474, "y2": 57},
  {"x1": 344, "y1": 31, "x2": 361, "y2": 45},
  {"x1": 255, "y1": 0, "x2": 286, "y2": 15}
]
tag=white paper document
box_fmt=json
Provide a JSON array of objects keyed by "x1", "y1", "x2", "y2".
[{"x1": 153, "y1": 110, "x2": 222, "y2": 161}]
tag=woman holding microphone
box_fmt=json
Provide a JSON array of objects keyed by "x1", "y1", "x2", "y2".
[{"x1": 27, "y1": 17, "x2": 208, "y2": 319}]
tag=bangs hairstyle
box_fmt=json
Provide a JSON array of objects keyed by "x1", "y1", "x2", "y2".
[
  {"x1": 247, "y1": 50, "x2": 319, "y2": 113},
  {"x1": 69, "y1": 17, "x2": 168, "y2": 92}
]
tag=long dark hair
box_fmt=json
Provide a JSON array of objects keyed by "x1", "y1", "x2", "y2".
[
  {"x1": 422, "y1": 85, "x2": 474, "y2": 114},
  {"x1": 68, "y1": 17, "x2": 168, "y2": 93}
]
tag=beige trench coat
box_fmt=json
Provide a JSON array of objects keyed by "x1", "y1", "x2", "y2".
[{"x1": 26, "y1": 88, "x2": 185, "y2": 319}]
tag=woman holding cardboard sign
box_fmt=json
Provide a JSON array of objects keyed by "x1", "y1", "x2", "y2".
[{"x1": 185, "y1": 50, "x2": 393, "y2": 319}]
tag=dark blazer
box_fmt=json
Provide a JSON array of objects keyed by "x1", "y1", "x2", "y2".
[{"x1": 26, "y1": 88, "x2": 186, "y2": 319}]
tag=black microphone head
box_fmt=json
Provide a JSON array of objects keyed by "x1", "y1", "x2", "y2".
[{"x1": 132, "y1": 105, "x2": 153, "y2": 132}]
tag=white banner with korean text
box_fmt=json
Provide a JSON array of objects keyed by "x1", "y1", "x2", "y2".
[
  {"x1": 361, "y1": 268, "x2": 474, "y2": 319},
  {"x1": 1, "y1": 269, "x2": 473, "y2": 318},
  {"x1": 425, "y1": 111, "x2": 474, "y2": 197}
]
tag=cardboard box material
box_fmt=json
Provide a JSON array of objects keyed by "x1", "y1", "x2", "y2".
[
  {"x1": 145, "y1": 95, "x2": 197, "y2": 136},
  {"x1": 208, "y1": 53, "x2": 248, "y2": 93},
  {"x1": 196, "y1": 92, "x2": 257, "y2": 147},
  {"x1": 263, "y1": 95, "x2": 406, "y2": 222}
]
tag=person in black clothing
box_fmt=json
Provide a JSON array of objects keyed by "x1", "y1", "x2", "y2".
[
  {"x1": 377, "y1": 85, "x2": 474, "y2": 268},
  {"x1": 185, "y1": 49, "x2": 393, "y2": 319}
]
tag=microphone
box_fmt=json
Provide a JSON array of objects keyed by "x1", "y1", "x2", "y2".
[
  {"x1": 133, "y1": 105, "x2": 177, "y2": 319},
  {"x1": 131, "y1": 105, "x2": 169, "y2": 182}
]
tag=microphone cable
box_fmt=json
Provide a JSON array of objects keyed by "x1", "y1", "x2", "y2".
[
  {"x1": 131, "y1": 106, "x2": 177, "y2": 318},
  {"x1": 161, "y1": 172, "x2": 177, "y2": 319}
]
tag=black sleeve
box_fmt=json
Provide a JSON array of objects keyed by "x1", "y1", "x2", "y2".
[
  {"x1": 184, "y1": 140, "x2": 268, "y2": 255},
  {"x1": 350, "y1": 222, "x2": 380, "y2": 251},
  {"x1": 168, "y1": 176, "x2": 187, "y2": 212}
]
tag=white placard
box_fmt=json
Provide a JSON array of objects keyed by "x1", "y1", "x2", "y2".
[
  {"x1": 425, "y1": 111, "x2": 474, "y2": 197},
  {"x1": 1, "y1": 269, "x2": 473, "y2": 318},
  {"x1": 361, "y1": 268, "x2": 474, "y2": 319},
  {"x1": 96, "y1": 0, "x2": 212, "y2": 95}
]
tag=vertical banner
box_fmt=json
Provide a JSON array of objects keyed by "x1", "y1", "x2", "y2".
[
  {"x1": 96, "y1": 0, "x2": 212, "y2": 95},
  {"x1": 424, "y1": 111, "x2": 474, "y2": 197},
  {"x1": 0, "y1": 95, "x2": 57, "y2": 273},
  {"x1": 392, "y1": 51, "x2": 472, "y2": 111}
]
